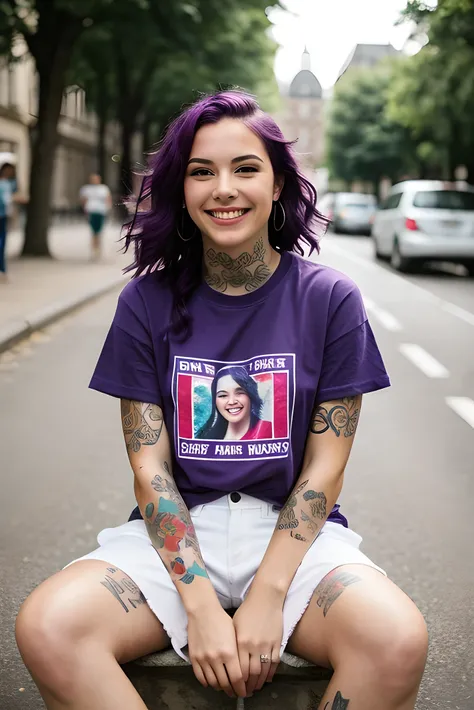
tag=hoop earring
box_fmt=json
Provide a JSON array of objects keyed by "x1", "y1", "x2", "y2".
[
  {"x1": 273, "y1": 200, "x2": 286, "y2": 232},
  {"x1": 177, "y1": 207, "x2": 196, "y2": 242}
]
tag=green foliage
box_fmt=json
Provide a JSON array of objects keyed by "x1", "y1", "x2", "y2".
[
  {"x1": 390, "y1": 0, "x2": 474, "y2": 179},
  {"x1": 326, "y1": 63, "x2": 416, "y2": 187}
]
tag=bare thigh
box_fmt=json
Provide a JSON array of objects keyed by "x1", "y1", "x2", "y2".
[
  {"x1": 16, "y1": 559, "x2": 170, "y2": 669},
  {"x1": 287, "y1": 564, "x2": 428, "y2": 671}
]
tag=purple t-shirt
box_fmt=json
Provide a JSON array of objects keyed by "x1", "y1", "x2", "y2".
[{"x1": 90, "y1": 251, "x2": 390, "y2": 527}]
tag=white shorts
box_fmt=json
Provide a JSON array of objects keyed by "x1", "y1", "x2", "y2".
[{"x1": 67, "y1": 493, "x2": 386, "y2": 661}]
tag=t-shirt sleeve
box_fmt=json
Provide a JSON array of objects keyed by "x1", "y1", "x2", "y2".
[
  {"x1": 315, "y1": 278, "x2": 390, "y2": 403},
  {"x1": 89, "y1": 282, "x2": 162, "y2": 405}
]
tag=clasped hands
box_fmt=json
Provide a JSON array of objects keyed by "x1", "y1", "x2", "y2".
[{"x1": 187, "y1": 592, "x2": 283, "y2": 699}]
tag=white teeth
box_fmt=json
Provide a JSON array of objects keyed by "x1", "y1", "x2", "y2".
[
  {"x1": 227, "y1": 408, "x2": 242, "y2": 414},
  {"x1": 210, "y1": 210, "x2": 246, "y2": 220}
]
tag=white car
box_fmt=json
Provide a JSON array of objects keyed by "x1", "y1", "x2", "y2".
[{"x1": 372, "y1": 180, "x2": 474, "y2": 274}]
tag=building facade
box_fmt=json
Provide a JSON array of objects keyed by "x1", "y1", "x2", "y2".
[{"x1": 274, "y1": 49, "x2": 325, "y2": 172}]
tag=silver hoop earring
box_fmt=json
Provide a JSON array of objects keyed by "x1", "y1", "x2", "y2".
[
  {"x1": 273, "y1": 200, "x2": 286, "y2": 232},
  {"x1": 177, "y1": 207, "x2": 196, "y2": 242}
]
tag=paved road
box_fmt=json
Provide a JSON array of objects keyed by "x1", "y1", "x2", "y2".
[{"x1": 1, "y1": 234, "x2": 473, "y2": 709}]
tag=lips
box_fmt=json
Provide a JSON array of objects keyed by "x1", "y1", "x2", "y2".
[
  {"x1": 204, "y1": 208, "x2": 251, "y2": 225},
  {"x1": 226, "y1": 406, "x2": 243, "y2": 415}
]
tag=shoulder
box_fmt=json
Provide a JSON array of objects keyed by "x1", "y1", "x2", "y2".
[
  {"x1": 287, "y1": 251, "x2": 361, "y2": 303},
  {"x1": 118, "y1": 271, "x2": 172, "y2": 315}
]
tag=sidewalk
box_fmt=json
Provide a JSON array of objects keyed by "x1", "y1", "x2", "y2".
[{"x1": 0, "y1": 220, "x2": 130, "y2": 352}]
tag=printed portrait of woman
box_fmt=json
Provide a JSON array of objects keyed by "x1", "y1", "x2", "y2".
[{"x1": 196, "y1": 366, "x2": 272, "y2": 441}]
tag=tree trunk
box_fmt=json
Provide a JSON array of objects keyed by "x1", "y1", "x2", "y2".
[
  {"x1": 119, "y1": 117, "x2": 134, "y2": 197},
  {"x1": 22, "y1": 24, "x2": 81, "y2": 257},
  {"x1": 96, "y1": 77, "x2": 108, "y2": 181}
]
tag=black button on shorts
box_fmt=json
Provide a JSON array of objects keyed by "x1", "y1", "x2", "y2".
[{"x1": 230, "y1": 492, "x2": 241, "y2": 503}]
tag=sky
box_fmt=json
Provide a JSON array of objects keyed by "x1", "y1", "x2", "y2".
[{"x1": 268, "y1": 0, "x2": 422, "y2": 89}]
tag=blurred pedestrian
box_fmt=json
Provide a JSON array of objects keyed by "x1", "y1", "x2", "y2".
[
  {"x1": 79, "y1": 173, "x2": 112, "y2": 260},
  {"x1": 0, "y1": 162, "x2": 19, "y2": 283}
]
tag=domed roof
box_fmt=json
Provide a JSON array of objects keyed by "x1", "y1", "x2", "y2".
[{"x1": 289, "y1": 69, "x2": 323, "y2": 98}]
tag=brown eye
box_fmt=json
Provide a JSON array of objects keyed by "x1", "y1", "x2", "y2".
[
  {"x1": 191, "y1": 169, "x2": 213, "y2": 176},
  {"x1": 236, "y1": 166, "x2": 258, "y2": 173}
]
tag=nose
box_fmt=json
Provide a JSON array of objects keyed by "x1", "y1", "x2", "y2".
[{"x1": 212, "y1": 173, "x2": 238, "y2": 202}]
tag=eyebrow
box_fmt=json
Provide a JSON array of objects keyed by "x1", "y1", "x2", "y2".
[{"x1": 187, "y1": 154, "x2": 264, "y2": 166}]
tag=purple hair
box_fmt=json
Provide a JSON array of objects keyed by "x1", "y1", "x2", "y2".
[{"x1": 123, "y1": 89, "x2": 328, "y2": 337}]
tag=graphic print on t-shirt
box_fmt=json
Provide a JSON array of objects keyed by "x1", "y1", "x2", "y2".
[{"x1": 172, "y1": 354, "x2": 296, "y2": 461}]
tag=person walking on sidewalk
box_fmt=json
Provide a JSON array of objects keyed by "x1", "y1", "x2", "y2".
[
  {"x1": 16, "y1": 90, "x2": 428, "y2": 710},
  {"x1": 0, "y1": 162, "x2": 19, "y2": 283},
  {"x1": 79, "y1": 173, "x2": 112, "y2": 260}
]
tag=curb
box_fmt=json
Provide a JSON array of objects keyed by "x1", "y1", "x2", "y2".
[{"x1": 0, "y1": 276, "x2": 127, "y2": 354}]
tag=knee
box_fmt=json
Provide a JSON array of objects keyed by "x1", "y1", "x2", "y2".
[
  {"x1": 16, "y1": 587, "x2": 91, "y2": 698},
  {"x1": 365, "y1": 611, "x2": 429, "y2": 697}
]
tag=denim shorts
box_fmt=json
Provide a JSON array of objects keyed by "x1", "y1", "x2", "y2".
[{"x1": 66, "y1": 493, "x2": 386, "y2": 661}]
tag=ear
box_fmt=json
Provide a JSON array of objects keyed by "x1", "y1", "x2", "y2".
[{"x1": 273, "y1": 175, "x2": 284, "y2": 202}]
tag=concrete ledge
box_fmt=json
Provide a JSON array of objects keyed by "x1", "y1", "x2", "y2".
[
  {"x1": 0, "y1": 276, "x2": 126, "y2": 354},
  {"x1": 126, "y1": 648, "x2": 332, "y2": 709}
]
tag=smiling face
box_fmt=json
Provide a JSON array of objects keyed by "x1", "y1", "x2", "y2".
[
  {"x1": 183, "y1": 118, "x2": 282, "y2": 253},
  {"x1": 215, "y1": 374, "x2": 251, "y2": 424}
]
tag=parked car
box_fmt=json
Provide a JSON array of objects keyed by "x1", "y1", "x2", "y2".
[
  {"x1": 372, "y1": 180, "x2": 474, "y2": 274},
  {"x1": 318, "y1": 192, "x2": 377, "y2": 235}
]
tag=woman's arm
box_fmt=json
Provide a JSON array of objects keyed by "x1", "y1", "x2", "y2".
[
  {"x1": 248, "y1": 395, "x2": 362, "y2": 603},
  {"x1": 121, "y1": 399, "x2": 220, "y2": 614}
]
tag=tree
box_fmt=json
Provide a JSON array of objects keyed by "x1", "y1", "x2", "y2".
[
  {"x1": 0, "y1": 0, "x2": 158, "y2": 256},
  {"x1": 0, "y1": 0, "x2": 280, "y2": 257},
  {"x1": 70, "y1": 2, "x2": 279, "y2": 195},
  {"x1": 326, "y1": 64, "x2": 417, "y2": 194},
  {"x1": 389, "y1": 0, "x2": 474, "y2": 181}
]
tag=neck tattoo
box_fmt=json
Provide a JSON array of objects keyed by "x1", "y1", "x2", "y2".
[{"x1": 204, "y1": 237, "x2": 274, "y2": 294}]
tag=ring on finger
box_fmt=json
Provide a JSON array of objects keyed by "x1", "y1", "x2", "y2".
[{"x1": 260, "y1": 653, "x2": 271, "y2": 664}]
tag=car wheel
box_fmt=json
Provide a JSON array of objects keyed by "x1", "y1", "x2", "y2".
[
  {"x1": 390, "y1": 238, "x2": 414, "y2": 273},
  {"x1": 464, "y1": 260, "x2": 474, "y2": 278}
]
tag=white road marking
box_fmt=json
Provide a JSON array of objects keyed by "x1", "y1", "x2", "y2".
[
  {"x1": 445, "y1": 397, "x2": 474, "y2": 429},
  {"x1": 321, "y1": 240, "x2": 474, "y2": 324},
  {"x1": 363, "y1": 297, "x2": 403, "y2": 332},
  {"x1": 399, "y1": 344, "x2": 450, "y2": 378},
  {"x1": 441, "y1": 302, "x2": 474, "y2": 327}
]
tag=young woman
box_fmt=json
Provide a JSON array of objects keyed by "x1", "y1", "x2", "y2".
[
  {"x1": 196, "y1": 365, "x2": 272, "y2": 440},
  {"x1": 16, "y1": 90, "x2": 428, "y2": 709}
]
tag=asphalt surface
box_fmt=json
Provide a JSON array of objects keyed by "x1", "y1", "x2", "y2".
[{"x1": 1, "y1": 233, "x2": 473, "y2": 709}]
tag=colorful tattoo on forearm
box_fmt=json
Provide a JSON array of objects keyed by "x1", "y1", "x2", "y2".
[
  {"x1": 277, "y1": 480, "x2": 328, "y2": 542},
  {"x1": 311, "y1": 396, "x2": 360, "y2": 438},
  {"x1": 315, "y1": 568, "x2": 362, "y2": 617},
  {"x1": 145, "y1": 462, "x2": 208, "y2": 585},
  {"x1": 324, "y1": 691, "x2": 350, "y2": 708}
]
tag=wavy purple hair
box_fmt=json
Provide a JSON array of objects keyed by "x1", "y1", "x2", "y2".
[{"x1": 123, "y1": 89, "x2": 328, "y2": 337}]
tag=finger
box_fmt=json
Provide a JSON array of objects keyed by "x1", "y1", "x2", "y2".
[
  {"x1": 201, "y1": 663, "x2": 220, "y2": 692},
  {"x1": 246, "y1": 654, "x2": 262, "y2": 697},
  {"x1": 225, "y1": 657, "x2": 247, "y2": 698},
  {"x1": 212, "y1": 663, "x2": 235, "y2": 698},
  {"x1": 267, "y1": 649, "x2": 281, "y2": 683},
  {"x1": 255, "y1": 651, "x2": 272, "y2": 691},
  {"x1": 238, "y1": 649, "x2": 250, "y2": 683},
  {"x1": 191, "y1": 661, "x2": 208, "y2": 688}
]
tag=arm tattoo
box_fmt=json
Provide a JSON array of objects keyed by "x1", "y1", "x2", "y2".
[
  {"x1": 324, "y1": 691, "x2": 350, "y2": 708},
  {"x1": 121, "y1": 400, "x2": 163, "y2": 453},
  {"x1": 277, "y1": 480, "x2": 327, "y2": 542},
  {"x1": 146, "y1": 462, "x2": 208, "y2": 585},
  {"x1": 205, "y1": 237, "x2": 271, "y2": 293},
  {"x1": 311, "y1": 396, "x2": 360, "y2": 438},
  {"x1": 315, "y1": 568, "x2": 361, "y2": 617}
]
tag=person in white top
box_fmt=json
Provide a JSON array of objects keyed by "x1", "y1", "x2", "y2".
[{"x1": 79, "y1": 174, "x2": 112, "y2": 260}]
